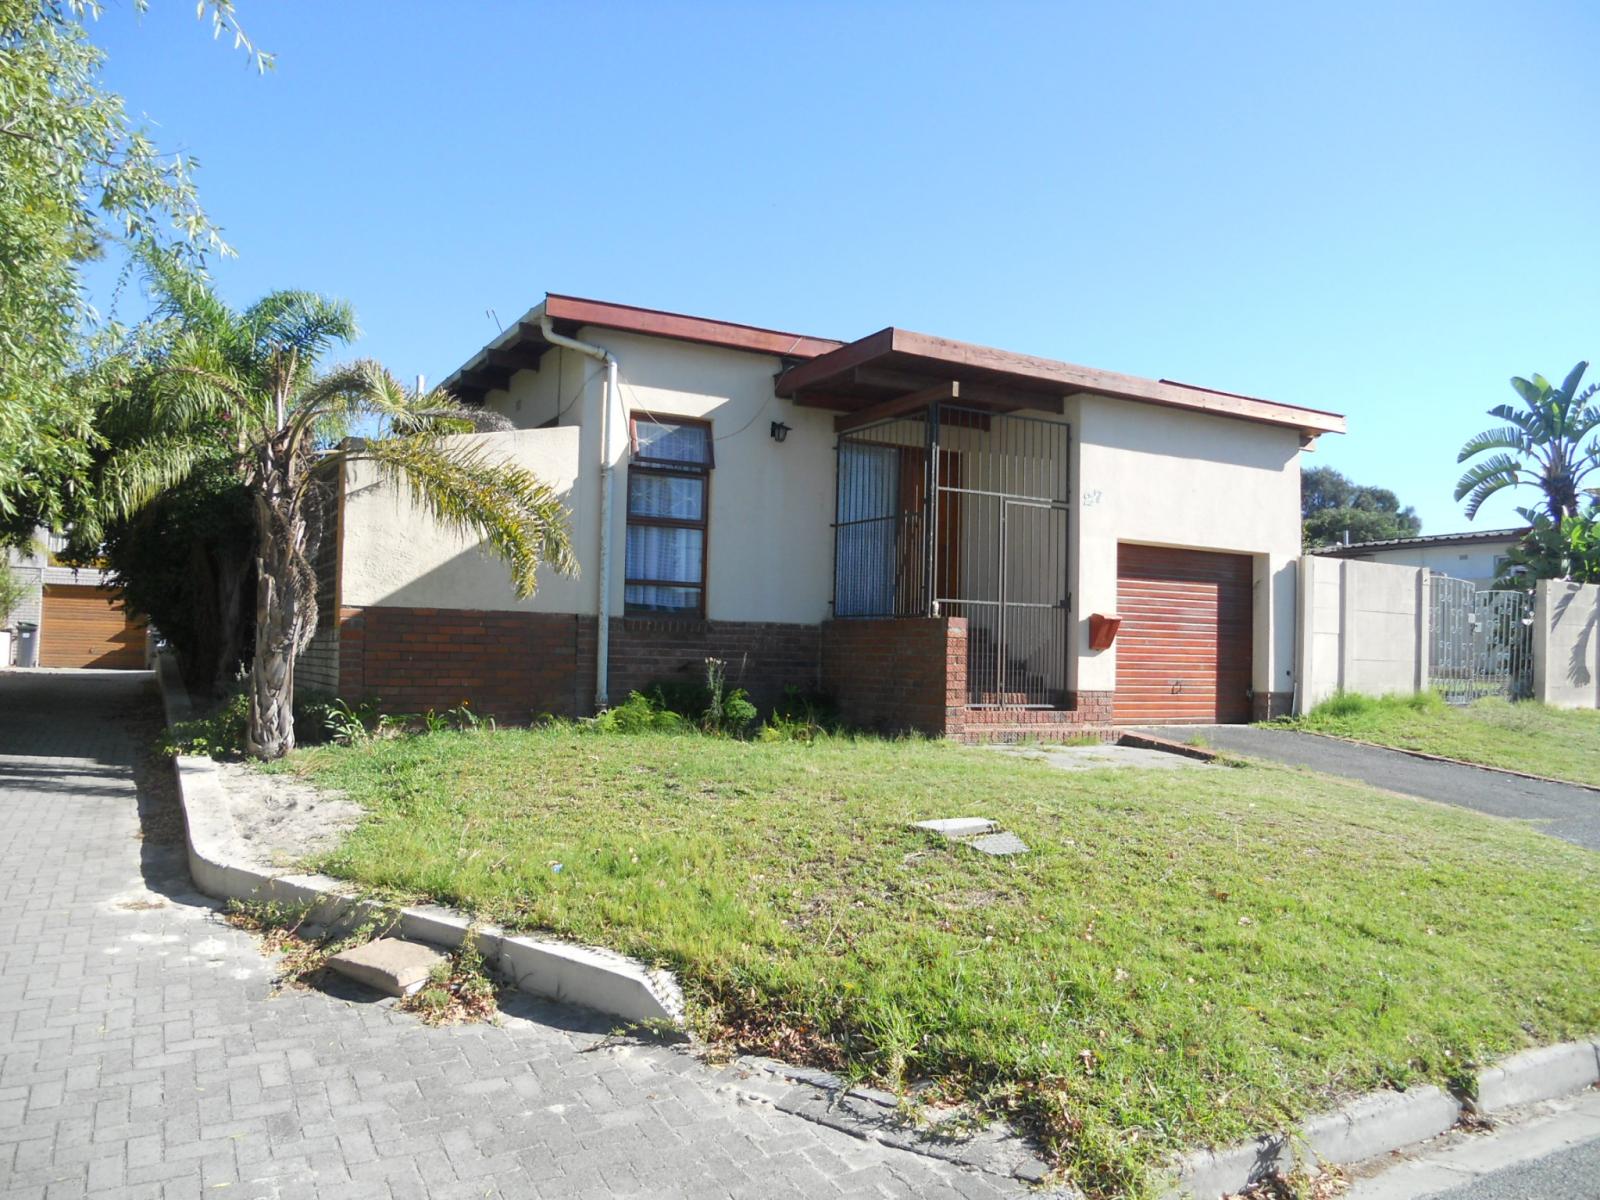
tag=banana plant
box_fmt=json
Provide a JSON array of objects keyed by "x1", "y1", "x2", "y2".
[{"x1": 1456, "y1": 362, "x2": 1600, "y2": 521}]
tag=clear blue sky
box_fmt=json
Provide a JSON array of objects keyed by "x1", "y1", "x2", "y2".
[{"x1": 91, "y1": 1, "x2": 1599, "y2": 533}]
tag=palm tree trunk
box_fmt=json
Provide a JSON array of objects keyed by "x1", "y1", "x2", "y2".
[{"x1": 246, "y1": 507, "x2": 299, "y2": 760}]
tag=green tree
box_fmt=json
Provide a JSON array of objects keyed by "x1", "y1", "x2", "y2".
[
  {"x1": 1455, "y1": 363, "x2": 1600, "y2": 521},
  {"x1": 0, "y1": 0, "x2": 264, "y2": 546},
  {"x1": 1301, "y1": 465, "x2": 1422, "y2": 548},
  {"x1": 93, "y1": 263, "x2": 576, "y2": 759}
]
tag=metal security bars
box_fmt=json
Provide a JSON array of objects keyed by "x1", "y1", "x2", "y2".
[
  {"x1": 833, "y1": 404, "x2": 1072, "y2": 708},
  {"x1": 1428, "y1": 576, "x2": 1534, "y2": 704}
]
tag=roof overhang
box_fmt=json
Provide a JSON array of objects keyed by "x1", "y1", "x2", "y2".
[
  {"x1": 441, "y1": 294, "x2": 845, "y2": 405},
  {"x1": 774, "y1": 327, "x2": 1347, "y2": 439}
]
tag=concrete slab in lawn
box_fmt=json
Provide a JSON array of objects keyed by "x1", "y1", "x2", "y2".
[
  {"x1": 912, "y1": 817, "x2": 998, "y2": 838},
  {"x1": 327, "y1": 937, "x2": 446, "y2": 996}
]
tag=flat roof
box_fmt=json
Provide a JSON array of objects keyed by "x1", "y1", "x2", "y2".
[{"x1": 442, "y1": 293, "x2": 1347, "y2": 437}]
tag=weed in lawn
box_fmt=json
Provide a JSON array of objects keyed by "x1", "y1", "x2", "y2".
[
  {"x1": 224, "y1": 898, "x2": 399, "y2": 991},
  {"x1": 397, "y1": 931, "x2": 498, "y2": 1025}
]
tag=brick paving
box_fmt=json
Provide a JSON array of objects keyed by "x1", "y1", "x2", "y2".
[{"x1": 0, "y1": 670, "x2": 1029, "y2": 1199}]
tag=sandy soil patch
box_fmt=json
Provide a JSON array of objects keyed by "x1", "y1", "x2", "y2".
[{"x1": 214, "y1": 760, "x2": 362, "y2": 868}]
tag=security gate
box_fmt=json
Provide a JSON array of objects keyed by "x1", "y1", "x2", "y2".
[
  {"x1": 1428, "y1": 576, "x2": 1533, "y2": 704},
  {"x1": 833, "y1": 404, "x2": 1071, "y2": 708}
]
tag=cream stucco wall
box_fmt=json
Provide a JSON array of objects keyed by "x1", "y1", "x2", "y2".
[
  {"x1": 340, "y1": 426, "x2": 592, "y2": 613},
  {"x1": 482, "y1": 330, "x2": 838, "y2": 624},
  {"x1": 1069, "y1": 394, "x2": 1303, "y2": 698},
  {"x1": 1329, "y1": 540, "x2": 1517, "y2": 588}
]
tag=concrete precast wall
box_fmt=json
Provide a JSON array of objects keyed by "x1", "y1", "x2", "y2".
[
  {"x1": 1532, "y1": 580, "x2": 1600, "y2": 708},
  {"x1": 1296, "y1": 556, "x2": 1428, "y2": 711}
]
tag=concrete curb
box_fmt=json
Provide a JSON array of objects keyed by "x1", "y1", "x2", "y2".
[
  {"x1": 1166, "y1": 1044, "x2": 1600, "y2": 1198},
  {"x1": 158, "y1": 658, "x2": 684, "y2": 1027},
  {"x1": 1474, "y1": 1041, "x2": 1600, "y2": 1113}
]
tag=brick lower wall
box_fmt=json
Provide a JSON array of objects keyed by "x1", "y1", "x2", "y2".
[
  {"x1": 336, "y1": 607, "x2": 589, "y2": 723},
  {"x1": 606, "y1": 618, "x2": 821, "y2": 712},
  {"x1": 332, "y1": 607, "x2": 823, "y2": 723},
  {"x1": 1252, "y1": 690, "x2": 1294, "y2": 721},
  {"x1": 294, "y1": 625, "x2": 340, "y2": 697},
  {"x1": 820, "y1": 617, "x2": 966, "y2": 737}
]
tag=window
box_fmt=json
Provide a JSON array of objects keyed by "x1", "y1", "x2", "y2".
[{"x1": 625, "y1": 417, "x2": 711, "y2": 615}]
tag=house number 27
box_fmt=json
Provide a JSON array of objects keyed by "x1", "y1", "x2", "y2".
[{"x1": 1081, "y1": 489, "x2": 1104, "y2": 507}]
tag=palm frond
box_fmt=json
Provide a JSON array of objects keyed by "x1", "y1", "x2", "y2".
[
  {"x1": 1486, "y1": 404, "x2": 1545, "y2": 437},
  {"x1": 347, "y1": 435, "x2": 576, "y2": 598},
  {"x1": 1457, "y1": 426, "x2": 1531, "y2": 463},
  {"x1": 244, "y1": 291, "x2": 358, "y2": 361},
  {"x1": 1454, "y1": 454, "x2": 1523, "y2": 518},
  {"x1": 1559, "y1": 361, "x2": 1590, "y2": 405},
  {"x1": 295, "y1": 362, "x2": 512, "y2": 438},
  {"x1": 99, "y1": 435, "x2": 214, "y2": 520},
  {"x1": 1509, "y1": 375, "x2": 1547, "y2": 409}
]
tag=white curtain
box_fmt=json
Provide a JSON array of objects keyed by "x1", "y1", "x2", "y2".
[{"x1": 626, "y1": 470, "x2": 704, "y2": 610}]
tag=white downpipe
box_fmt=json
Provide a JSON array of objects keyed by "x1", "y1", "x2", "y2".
[{"x1": 538, "y1": 316, "x2": 618, "y2": 709}]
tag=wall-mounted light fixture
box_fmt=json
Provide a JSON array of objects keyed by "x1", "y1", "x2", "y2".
[{"x1": 770, "y1": 421, "x2": 791, "y2": 444}]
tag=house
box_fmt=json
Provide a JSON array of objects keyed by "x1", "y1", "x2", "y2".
[
  {"x1": 298, "y1": 294, "x2": 1346, "y2": 736},
  {"x1": 1314, "y1": 528, "x2": 1526, "y2": 589},
  {"x1": 3, "y1": 533, "x2": 148, "y2": 669}
]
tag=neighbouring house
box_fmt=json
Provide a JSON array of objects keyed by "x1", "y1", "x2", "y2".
[
  {"x1": 1314, "y1": 528, "x2": 1527, "y2": 590},
  {"x1": 3, "y1": 532, "x2": 148, "y2": 669},
  {"x1": 296, "y1": 294, "x2": 1346, "y2": 737}
]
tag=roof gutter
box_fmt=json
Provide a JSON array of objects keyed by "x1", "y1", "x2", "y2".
[{"x1": 538, "y1": 316, "x2": 619, "y2": 710}]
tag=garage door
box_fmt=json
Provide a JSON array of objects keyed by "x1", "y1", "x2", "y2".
[
  {"x1": 40, "y1": 584, "x2": 147, "y2": 669},
  {"x1": 1114, "y1": 545, "x2": 1252, "y2": 724}
]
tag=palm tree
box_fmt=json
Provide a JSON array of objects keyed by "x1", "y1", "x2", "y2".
[
  {"x1": 97, "y1": 261, "x2": 575, "y2": 758},
  {"x1": 1456, "y1": 362, "x2": 1600, "y2": 521}
]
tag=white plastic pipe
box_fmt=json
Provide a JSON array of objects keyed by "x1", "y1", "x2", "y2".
[{"x1": 538, "y1": 316, "x2": 618, "y2": 709}]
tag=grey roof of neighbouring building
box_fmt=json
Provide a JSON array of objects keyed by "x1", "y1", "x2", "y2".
[{"x1": 1315, "y1": 528, "x2": 1526, "y2": 557}]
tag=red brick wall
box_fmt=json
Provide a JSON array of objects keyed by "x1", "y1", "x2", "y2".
[
  {"x1": 820, "y1": 617, "x2": 966, "y2": 737},
  {"x1": 336, "y1": 607, "x2": 588, "y2": 723},
  {"x1": 606, "y1": 618, "x2": 820, "y2": 711},
  {"x1": 334, "y1": 608, "x2": 822, "y2": 722}
]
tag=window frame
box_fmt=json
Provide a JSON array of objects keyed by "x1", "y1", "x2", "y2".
[{"x1": 625, "y1": 415, "x2": 712, "y2": 618}]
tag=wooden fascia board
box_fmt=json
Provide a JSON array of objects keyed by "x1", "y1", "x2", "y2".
[
  {"x1": 887, "y1": 329, "x2": 1346, "y2": 436},
  {"x1": 774, "y1": 328, "x2": 897, "y2": 398},
  {"x1": 544, "y1": 294, "x2": 843, "y2": 359}
]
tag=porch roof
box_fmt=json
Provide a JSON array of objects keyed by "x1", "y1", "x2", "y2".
[{"x1": 774, "y1": 327, "x2": 1347, "y2": 439}]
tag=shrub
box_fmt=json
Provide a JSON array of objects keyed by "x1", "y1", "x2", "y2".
[
  {"x1": 593, "y1": 691, "x2": 688, "y2": 734},
  {"x1": 161, "y1": 688, "x2": 251, "y2": 757}
]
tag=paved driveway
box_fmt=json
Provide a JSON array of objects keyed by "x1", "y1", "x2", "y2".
[
  {"x1": 1139, "y1": 725, "x2": 1600, "y2": 852},
  {"x1": 0, "y1": 670, "x2": 1026, "y2": 1200}
]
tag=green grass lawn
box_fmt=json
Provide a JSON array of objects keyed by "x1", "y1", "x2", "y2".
[
  {"x1": 1283, "y1": 692, "x2": 1600, "y2": 787},
  {"x1": 271, "y1": 729, "x2": 1600, "y2": 1197}
]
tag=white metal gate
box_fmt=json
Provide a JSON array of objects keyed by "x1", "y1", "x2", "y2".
[{"x1": 1428, "y1": 576, "x2": 1533, "y2": 704}]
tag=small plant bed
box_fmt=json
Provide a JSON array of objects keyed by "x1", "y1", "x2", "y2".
[
  {"x1": 272, "y1": 726, "x2": 1600, "y2": 1198},
  {"x1": 1280, "y1": 692, "x2": 1600, "y2": 788}
]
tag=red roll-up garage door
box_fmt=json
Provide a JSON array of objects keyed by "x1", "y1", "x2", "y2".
[
  {"x1": 1114, "y1": 544, "x2": 1253, "y2": 724},
  {"x1": 40, "y1": 584, "x2": 147, "y2": 669}
]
